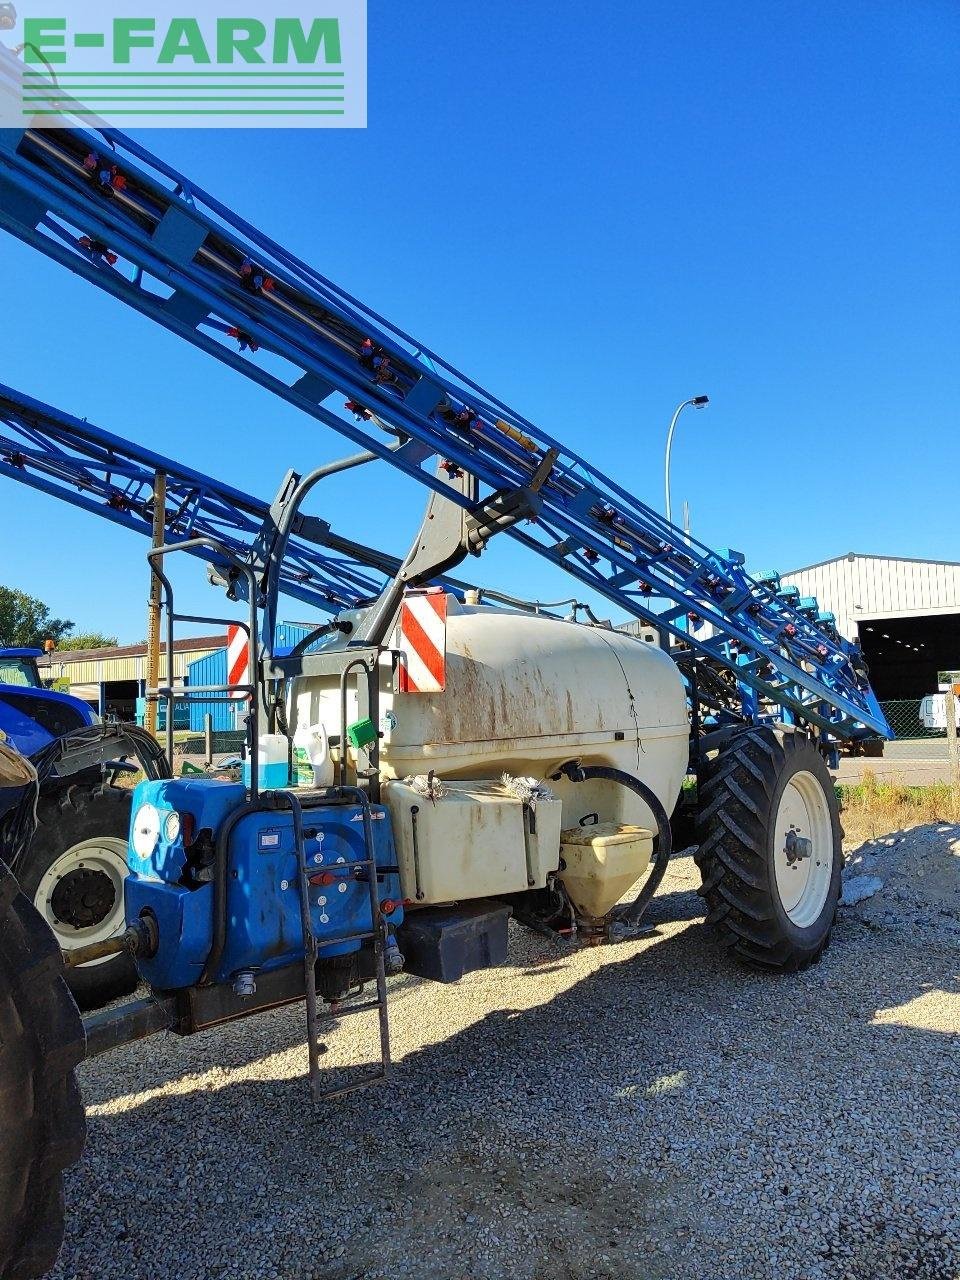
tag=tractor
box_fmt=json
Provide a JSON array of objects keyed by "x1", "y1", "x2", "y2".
[
  {"x1": 0, "y1": 537, "x2": 848, "y2": 1280},
  {"x1": 0, "y1": 646, "x2": 168, "y2": 1009}
]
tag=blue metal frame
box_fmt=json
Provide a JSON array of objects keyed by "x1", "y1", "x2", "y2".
[
  {"x1": 0, "y1": 55, "x2": 890, "y2": 739},
  {"x1": 0, "y1": 382, "x2": 387, "y2": 613}
]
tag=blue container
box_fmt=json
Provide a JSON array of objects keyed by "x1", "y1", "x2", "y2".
[
  {"x1": 186, "y1": 623, "x2": 327, "y2": 732},
  {"x1": 135, "y1": 697, "x2": 190, "y2": 731},
  {"x1": 125, "y1": 778, "x2": 403, "y2": 990},
  {"x1": 241, "y1": 759, "x2": 290, "y2": 790},
  {"x1": 274, "y1": 622, "x2": 328, "y2": 657}
]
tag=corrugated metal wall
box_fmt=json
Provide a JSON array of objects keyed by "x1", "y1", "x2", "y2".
[
  {"x1": 782, "y1": 556, "x2": 960, "y2": 640},
  {"x1": 274, "y1": 622, "x2": 328, "y2": 656},
  {"x1": 186, "y1": 650, "x2": 237, "y2": 732},
  {"x1": 185, "y1": 625, "x2": 323, "y2": 731},
  {"x1": 44, "y1": 645, "x2": 219, "y2": 686}
]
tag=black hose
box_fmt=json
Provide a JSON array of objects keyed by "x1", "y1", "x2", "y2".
[
  {"x1": 554, "y1": 762, "x2": 672, "y2": 927},
  {"x1": 199, "y1": 786, "x2": 362, "y2": 987},
  {"x1": 198, "y1": 798, "x2": 275, "y2": 986}
]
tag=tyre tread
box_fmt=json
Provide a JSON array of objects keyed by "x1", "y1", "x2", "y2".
[
  {"x1": 22, "y1": 784, "x2": 137, "y2": 1010},
  {"x1": 0, "y1": 860, "x2": 86, "y2": 1280}
]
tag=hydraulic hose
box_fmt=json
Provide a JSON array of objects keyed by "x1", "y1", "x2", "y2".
[
  {"x1": 199, "y1": 798, "x2": 275, "y2": 986},
  {"x1": 554, "y1": 762, "x2": 672, "y2": 928}
]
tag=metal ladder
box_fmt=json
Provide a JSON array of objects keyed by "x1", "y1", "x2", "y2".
[
  {"x1": 281, "y1": 786, "x2": 392, "y2": 1102},
  {"x1": 151, "y1": 530, "x2": 392, "y2": 1099}
]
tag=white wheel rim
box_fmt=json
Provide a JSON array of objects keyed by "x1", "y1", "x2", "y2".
[
  {"x1": 34, "y1": 837, "x2": 128, "y2": 966},
  {"x1": 773, "y1": 770, "x2": 834, "y2": 928}
]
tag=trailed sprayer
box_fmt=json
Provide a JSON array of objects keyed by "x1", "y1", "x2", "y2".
[{"x1": 0, "y1": 46, "x2": 890, "y2": 1279}]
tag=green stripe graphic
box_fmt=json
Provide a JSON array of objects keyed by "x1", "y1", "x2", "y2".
[
  {"x1": 20, "y1": 66, "x2": 353, "y2": 119},
  {"x1": 22, "y1": 70, "x2": 345, "y2": 77},
  {"x1": 25, "y1": 109, "x2": 347, "y2": 115},
  {"x1": 24, "y1": 96, "x2": 345, "y2": 102}
]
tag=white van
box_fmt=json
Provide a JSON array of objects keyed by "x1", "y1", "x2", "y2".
[{"x1": 919, "y1": 693, "x2": 960, "y2": 731}]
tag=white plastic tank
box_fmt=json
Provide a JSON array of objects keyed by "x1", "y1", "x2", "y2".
[{"x1": 290, "y1": 600, "x2": 690, "y2": 833}]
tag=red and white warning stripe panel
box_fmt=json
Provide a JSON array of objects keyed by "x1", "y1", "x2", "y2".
[
  {"x1": 396, "y1": 590, "x2": 448, "y2": 694},
  {"x1": 227, "y1": 624, "x2": 250, "y2": 701}
]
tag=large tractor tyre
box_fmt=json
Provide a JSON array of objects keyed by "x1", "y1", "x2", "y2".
[
  {"x1": 0, "y1": 859, "x2": 86, "y2": 1280},
  {"x1": 18, "y1": 785, "x2": 136, "y2": 1011},
  {"x1": 694, "y1": 727, "x2": 842, "y2": 972}
]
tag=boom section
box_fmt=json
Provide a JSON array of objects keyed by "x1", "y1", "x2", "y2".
[
  {"x1": 0, "y1": 381, "x2": 387, "y2": 613},
  {"x1": 0, "y1": 73, "x2": 889, "y2": 739}
]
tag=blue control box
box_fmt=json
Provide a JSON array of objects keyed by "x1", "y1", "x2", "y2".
[{"x1": 125, "y1": 779, "x2": 403, "y2": 990}]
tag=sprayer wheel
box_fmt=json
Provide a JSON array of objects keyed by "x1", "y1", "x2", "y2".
[{"x1": 694, "y1": 726, "x2": 842, "y2": 971}]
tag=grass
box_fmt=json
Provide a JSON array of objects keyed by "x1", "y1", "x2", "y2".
[{"x1": 837, "y1": 770, "x2": 960, "y2": 843}]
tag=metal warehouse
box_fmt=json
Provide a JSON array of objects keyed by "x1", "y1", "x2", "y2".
[
  {"x1": 37, "y1": 623, "x2": 324, "y2": 729},
  {"x1": 186, "y1": 623, "x2": 321, "y2": 732},
  {"x1": 782, "y1": 553, "x2": 960, "y2": 701},
  {"x1": 38, "y1": 634, "x2": 225, "y2": 721}
]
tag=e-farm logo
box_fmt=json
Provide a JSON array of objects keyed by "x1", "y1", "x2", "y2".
[{"x1": 0, "y1": 1, "x2": 366, "y2": 128}]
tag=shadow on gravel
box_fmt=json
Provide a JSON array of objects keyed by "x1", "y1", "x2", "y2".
[
  {"x1": 76, "y1": 1003, "x2": 315, "y2": 1108},
  {"x1": 63, "y1": 874, "x2": 960, "y2": 1280}
]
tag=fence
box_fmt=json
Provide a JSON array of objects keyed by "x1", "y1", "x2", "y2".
[
  {"x1": 879, "y1": 699, "x2": 953, "y2": 760},
  {"x1": 135, "y1": 700, "x2": 946, "y2": 765},
  {"x1": 178, "y1": 729, "x2": 246, "y2": 759}
]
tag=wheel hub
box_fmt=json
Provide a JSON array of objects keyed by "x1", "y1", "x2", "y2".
[
  {"x1": 34, "y1": 836, "x2": 129, "y2": 964},
  {"x1": 49, "y1": 867, "x2": 116, "y2": 930},
  {"x1": 783, "y1": 828, "x2": 812, "y2": 865}
]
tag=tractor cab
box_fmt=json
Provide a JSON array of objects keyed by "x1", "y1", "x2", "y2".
[
  {"x1": 0, "y1": 648, "x2": 98, "y2": 758},
  {"x1": 0, "y1": 647, "x2": 44, "y2": 689}
]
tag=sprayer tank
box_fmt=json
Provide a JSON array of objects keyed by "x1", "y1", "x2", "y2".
[{"x1": 291, "y1": 601, "x2": 689, "y2": 834}]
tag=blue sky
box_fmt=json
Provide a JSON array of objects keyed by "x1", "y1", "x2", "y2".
[{"x1": 2, "y1": 0, "x2": 958, "y2": 641}]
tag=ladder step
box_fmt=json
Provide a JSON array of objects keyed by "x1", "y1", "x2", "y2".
[
  {"x1": 315, "y1": 927, "x2": 379, "y2": 947},
  {"x1": 317, "y1": 997, "x2": 384, "y2": 1020},
  {"x1": 316, "y1": 1068, "x2": 388, "y2": 1103},
  {"x1": 292, "y1": 783, "x2": 392, "y2": 1103}
]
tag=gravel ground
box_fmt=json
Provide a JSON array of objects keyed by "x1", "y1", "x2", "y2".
[{"x1": 54, "y1": 825, "x2": 960, "y2": 1280}]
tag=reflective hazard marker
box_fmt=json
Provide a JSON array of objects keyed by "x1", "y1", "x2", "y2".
[
  {"x1": 227, "y1": 624, "x2": 250, "y2": 700},
  {"x1": 397, "y1": 591, "x2": 447, "y2": 693}
]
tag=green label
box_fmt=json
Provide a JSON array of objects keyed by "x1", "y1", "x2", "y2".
[{"x1": 293, "y1": 745, "x2": 313, "y2": 784}]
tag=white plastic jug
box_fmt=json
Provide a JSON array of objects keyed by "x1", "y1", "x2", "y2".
[{"x1": 292, "y1": 722, "x2": 334, "y2": 788}]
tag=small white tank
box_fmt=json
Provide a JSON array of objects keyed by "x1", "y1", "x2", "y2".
[{"x1": 291, "y1": 600, "x2": 690, "y2": 834}]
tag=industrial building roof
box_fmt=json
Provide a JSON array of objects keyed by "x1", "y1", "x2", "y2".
[{"x1": 36, "y1": 634, "x2": 225, "y2": 667}]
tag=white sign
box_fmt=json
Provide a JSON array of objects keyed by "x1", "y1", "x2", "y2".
[{"x1": 1, "y1": 1, "x2": 366, "y2": 128}]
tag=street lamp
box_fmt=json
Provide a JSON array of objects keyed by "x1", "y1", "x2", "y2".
[{"x1": 664, "y1": 395, "x2": 709, "y2": 526}]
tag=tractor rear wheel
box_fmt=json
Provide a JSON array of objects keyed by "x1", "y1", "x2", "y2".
[
  {"x1": 694, "y1": 727, "x2": 842, "y2": 971},
  {"x1": 0, "y1": 858, "x2": 86, "y2": 1280},
  {"x1": 19, "y1": 785, "x2": 136, "y2": 1010}
]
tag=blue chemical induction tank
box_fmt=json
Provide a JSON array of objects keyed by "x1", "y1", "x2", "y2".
[{"x1": 124, "y1": 778, "x2": 403, "y2": 990}]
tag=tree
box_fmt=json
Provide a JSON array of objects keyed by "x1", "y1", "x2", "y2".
[
  {"x1": 56, "y1": 632, "x2": 119, "y2": 652},
  {"x1": 0, "y1": 587, "x2": 73, "y2": 649}
]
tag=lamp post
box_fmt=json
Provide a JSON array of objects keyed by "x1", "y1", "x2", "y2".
[{"x1": 664, "y1": 395, "x2": 709, "y2": 526}]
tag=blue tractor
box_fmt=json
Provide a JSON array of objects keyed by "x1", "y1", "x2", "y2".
[{"x1": 0, "y1": 646, "x2": 168, "y2": 1009}]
